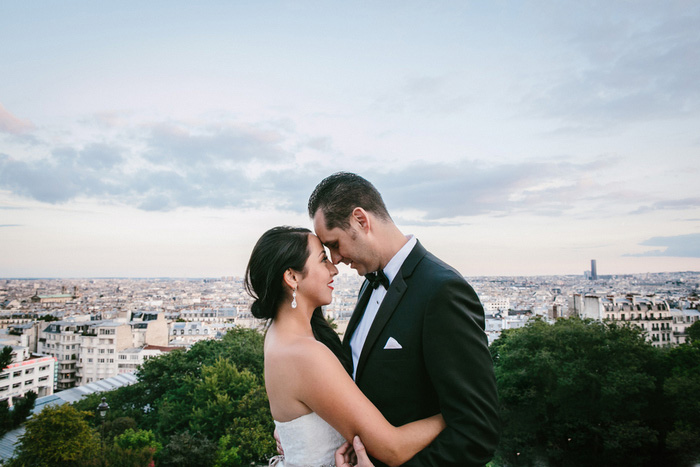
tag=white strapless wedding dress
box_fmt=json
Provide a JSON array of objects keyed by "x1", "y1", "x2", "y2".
[{"x1": 271, "y1": 412, "x2": 346, "y2": 467}]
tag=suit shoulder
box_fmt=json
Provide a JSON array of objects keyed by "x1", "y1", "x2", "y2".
[{"x1": 417, "y1": 250, "x2": 467, "y2": 283}]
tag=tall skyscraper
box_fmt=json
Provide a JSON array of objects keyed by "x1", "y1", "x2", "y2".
[{"x1": 591, "y1": 259, "x2": 598, "y2": 280}]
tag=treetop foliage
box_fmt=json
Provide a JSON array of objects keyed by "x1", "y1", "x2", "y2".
[
  {"x1": 491, "y1": 317, "x2": 700, "y2": 467},
  {"x1": 68, "y1": 327, "x2": 274, "y2": 466}
]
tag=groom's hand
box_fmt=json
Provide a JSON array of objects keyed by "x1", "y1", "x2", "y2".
[
  {"x1": 335, "y1": 436, "x2": 373, "y2": 467},
  {"x1": 274, "y1": 428, "x2": 284, "y2": 455}
]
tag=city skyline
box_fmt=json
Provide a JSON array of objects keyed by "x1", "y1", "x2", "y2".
[{"x1": 1, "y1": 1, "x2": 699, "y2": 278}]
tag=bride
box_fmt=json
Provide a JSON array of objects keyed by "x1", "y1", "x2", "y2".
[{"x1": 245, "y1": 226, "x2": 445, "y2": 467}]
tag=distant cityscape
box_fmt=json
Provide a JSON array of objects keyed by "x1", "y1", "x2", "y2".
[{"x1": 0, "y1": 263, "x2": 698, "y2": 410}]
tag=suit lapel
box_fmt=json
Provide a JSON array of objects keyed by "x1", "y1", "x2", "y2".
[
  {"x1": 355, "y1": 241, "x2": 428, "y2": 381},
  {"x1": 343, "y1": 280, "x2": 372, "y2": 346}
]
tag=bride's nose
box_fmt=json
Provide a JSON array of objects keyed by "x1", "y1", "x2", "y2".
[{"x1": 329, "y1": 263, "x2": 338, "y2": 276}]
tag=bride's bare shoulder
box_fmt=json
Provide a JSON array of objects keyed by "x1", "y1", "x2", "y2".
[{"x1": 266, "y1": 333, "x2": 339, "y2": 373}]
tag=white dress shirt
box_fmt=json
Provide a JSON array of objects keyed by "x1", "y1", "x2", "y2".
[{"x1": 350, "y1": 235, "x2": 417, "y2": 380}]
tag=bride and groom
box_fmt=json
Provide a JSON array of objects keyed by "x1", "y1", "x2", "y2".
[{"x1": 245, "y1": 173, "x2": 499, "y2": 466}]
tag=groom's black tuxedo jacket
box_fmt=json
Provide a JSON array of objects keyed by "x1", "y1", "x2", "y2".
[{"x1": 343, "y1": 241, "x2": 500, "y2": 467}]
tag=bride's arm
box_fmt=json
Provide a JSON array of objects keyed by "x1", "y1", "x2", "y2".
[{"x1": 293, "y1": 340, "x2": 445, "y2": 466}]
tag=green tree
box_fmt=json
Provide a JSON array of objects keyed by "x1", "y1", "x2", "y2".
[
  {"x1": 102, "y1": 416, "x2": 139, "y2": 445},
  {"x1": 188, "y1": 357, "x2": 259, "y2": 439},
  {"x1": 10, "y1": 391, "x2": 37, "y2": 427},
  {"x1": 225, "y1": 383, "x2": 276, "y2": 462},
  {"x1": 686, "y1": 320, "x2": 700, "y2": 343},
  {"x1": 491, "y1": 317, "x2": 663, "y2": 467},
  {"x1": 114, "y1": 428, "x2": 161, "y2": 452},
  {"x1": 0, "y1": 391, "x2": 37, "y2": 437},
  {"x1": 38, "y1": 314, "x2": 60, "y2": 322},
  {"x1": 0, "y1": 400, "x2": 11, "y2": 435},
  {"x1": 663, "y1": 337, "x2": 700, "y2": 465},
  {"x1": 0, "y1": 346, "x2": 13, "y2": 369},
  {"x1": 157, "y1": 431, "x2": 217, "y2": 467},
  {"x1": 214, "y1": 434, "x2": 242, "y2": 467},
  {"x1": 71, "y1": 328, "x2": 274, "y2": 465},
  {"x1": 8, "y1": 404, "x2": 100, "y2": 467},
  {"x1": 97, "y1": 427, "x2": 163, "y2": 467}
]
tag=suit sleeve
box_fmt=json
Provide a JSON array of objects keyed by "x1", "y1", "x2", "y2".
[{"x1": 402, "y1": 277, "x2": 500, "y2": 467}]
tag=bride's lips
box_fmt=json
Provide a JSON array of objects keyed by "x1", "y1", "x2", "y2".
[{"x1": 328, "y1": 280, "x2": 334, "y2": 290}]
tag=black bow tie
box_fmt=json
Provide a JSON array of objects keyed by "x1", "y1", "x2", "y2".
[{"x1": 366, "y1": 270, "x2": 390, "y2": 290}]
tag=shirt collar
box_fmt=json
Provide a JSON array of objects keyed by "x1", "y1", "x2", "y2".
[{"x1": 381, "y1": 235, "x2": 416, "y2": 284}]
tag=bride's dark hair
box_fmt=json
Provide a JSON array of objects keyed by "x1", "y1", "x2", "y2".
[
  {"x1": 245, "y1": 225, "x2": 352, "y2": 375},
  {"x1": 245, "y1": 226, "x2": 310, "y2": 320}
]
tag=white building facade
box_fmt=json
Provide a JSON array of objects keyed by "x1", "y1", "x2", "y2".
[{"x1": 0, "y1": 346, "x2": 55, "y2": 406}]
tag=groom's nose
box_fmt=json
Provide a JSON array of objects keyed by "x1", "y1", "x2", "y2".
[{"x1": 330, "y1": 250, "x2": 343, "y2": 265}]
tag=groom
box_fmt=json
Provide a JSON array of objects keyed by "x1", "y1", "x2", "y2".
[{"x1": 308, "y1": 172, "x2": 499, "y2": 467}]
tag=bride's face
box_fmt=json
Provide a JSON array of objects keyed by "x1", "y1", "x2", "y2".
[{"x1": 297, "y1": 235, "x2": 338, "y2": 308}]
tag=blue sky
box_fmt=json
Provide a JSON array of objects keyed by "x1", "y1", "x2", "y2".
[{"x1": 1, "y1": 1, "x2": 699, "y2": 278}]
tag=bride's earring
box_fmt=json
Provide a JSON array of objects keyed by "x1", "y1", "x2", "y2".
[{"x1": 291, "y1": 287, "x2": 297, "y2": 309}]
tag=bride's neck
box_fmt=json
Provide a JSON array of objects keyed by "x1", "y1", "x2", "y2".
[{"x1": 273, "y1": 303, "x2": 314, "y2": 336}]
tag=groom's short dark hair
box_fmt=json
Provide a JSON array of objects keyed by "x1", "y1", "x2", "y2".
[{"x1": 308, "y1": 172, "x2": 391, "y2": 230}]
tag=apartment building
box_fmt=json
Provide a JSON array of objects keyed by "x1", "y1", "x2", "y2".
[
  {"x1": 170, "y1": 321, "x2": 220, "y2": 345},
  {"x1": 38, "y1": 313, "x2": 169, "y2": 389},
  {"x1": 0, "y1": 346, "x2": 55, "y2": 406},
  {"x1": 178, "y1": 307, "x2": 237, "y2": 324},
  {"x1": 38, "y1": 320, "x2": 85, "y2": 390},
  {"x1": 670, "y1": 306, "x2": 700, "y2": 345},
  {"x1": 571, "y1": 293, "x2": 673, "y2": 347},
  {"x1": 77, "y1": 321, "x2": 132, "y2": 385},
  {"x1": 117, "y1": 344, "x2": 182, "y2": 374}
]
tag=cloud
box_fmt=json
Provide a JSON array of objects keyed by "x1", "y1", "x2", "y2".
[
  {"x1": 0, "y1": 120, "x2": 298, "y2": 212},
  {"x1": 627, "y1": 233, "x2": 700, "y2": 258},
  {"x1": 372, "y1": 158, "x2": 610, "y2": 221},
  {"x1": 144, "y1": 123, "x2": 287, "y2": 166},
  {"x1": 79, "y1": 143, "x2": 125, "y2": 170},
  {"x1": 524, "y1": 2, "x2": 700, "y2": 127},
  {"x1": 0, "y1": 130, "x2": 629, "y2": 222},
  {"x1": 0, "y1": 103, "x2": 35, "y2": 134},
  {"x1": 632, "y1": 198, "x2": 700, "y2": 214},
  {"x1": 0, "y1": 224, "x2": 22, "y2": 228},
  {"x1": 0, "y1": 108, "x2": 648, "y2": 223}
]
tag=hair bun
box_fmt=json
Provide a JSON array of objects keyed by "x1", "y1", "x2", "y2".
[{"x1": 250, "y1": 300, "x2": 271, "y2": 320}]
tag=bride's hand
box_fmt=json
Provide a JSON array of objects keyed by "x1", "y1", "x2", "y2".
[{"x1": 335, "y1": 436, "x2": 373, "y2": 467}]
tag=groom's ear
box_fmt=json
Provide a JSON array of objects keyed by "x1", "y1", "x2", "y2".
[{"x1": 352, "y1": 207, "x2": 371, "y2": 234}]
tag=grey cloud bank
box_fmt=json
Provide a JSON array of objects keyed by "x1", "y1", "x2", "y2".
[{"x1": 628, "y1": 234, "x2": 700, "y2": 258}]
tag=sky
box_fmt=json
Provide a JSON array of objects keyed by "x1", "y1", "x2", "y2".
[{"x1": 1, "y1": 0, "x2": 699, "y2": 278}]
